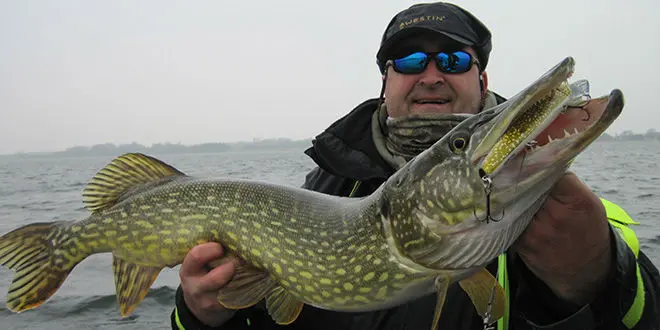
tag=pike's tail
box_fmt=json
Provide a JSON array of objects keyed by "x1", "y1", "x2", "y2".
[{"x1": 0, "y1": 221, "x2": 82, "y2": 313}]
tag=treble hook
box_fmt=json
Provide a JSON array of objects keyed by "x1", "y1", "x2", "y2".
[
  {"x1": 580, "y1": 95, "x2": 592, "y2": 122},
  {"x1": 566, "y1": 94, "x2": 591, "y2": 122},
  {"x1": 474, "y1": 169, "x2": 504, "y2": 223},
  {"x1": 581, "y1": 109, "x2": 591, "y2": 121}
]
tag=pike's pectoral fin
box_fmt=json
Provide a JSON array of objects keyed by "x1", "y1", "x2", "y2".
[
  {"x1": 112, "y1": 255, "x2": 162, "y2": 317},
  {"x1": 216, "y1": 263, "x2": 276, "y2": 309},
  {"x1": 458, "y1": 268, "x2": 506, "y2": 321},
  {"x1": 82, "y1": 153, "x2": 186, "y2": 213},
  {"x1": 431, "y1": 275, "x2": 450, "y2": 330},
  {"x1": 215, "y1": 261, "x2": 303, "y2": 325},
  {"x1": 265, "y1": 286, "x2": 304, "y2": 325}
]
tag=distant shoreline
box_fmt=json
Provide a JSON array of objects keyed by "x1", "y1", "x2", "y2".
[
  {"x1": 2, "y1": 132, "x2": 659, "y2": 158},
  {"x1": 596, "y1": 131, "x2": 660, "y2": 142},
  {"x1": 0, "y1": 138, "x2": 313, "y2": 158}
]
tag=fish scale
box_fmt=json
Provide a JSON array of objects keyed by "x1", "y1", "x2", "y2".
[
  {"x1": 79, "y1": 176, "x2": 425, "y2": 311},
  {"x1": 0, "y1": 56, "x2": 625, "y2": 329}
]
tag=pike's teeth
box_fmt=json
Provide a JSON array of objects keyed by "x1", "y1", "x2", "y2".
[
  {"x1": 564, "y1": 129, "x2": 571, "y2": 137},
  {"x1": 574, "y1": 128, "x2": 579, "y2": 135},
  {"x1": 548, "y1": 135, "x2": 554, "y2": 143}
]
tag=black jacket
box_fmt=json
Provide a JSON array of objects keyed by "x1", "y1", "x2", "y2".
[{"x1": 172, "y1": 98, "x2": 660, "y2": 330}]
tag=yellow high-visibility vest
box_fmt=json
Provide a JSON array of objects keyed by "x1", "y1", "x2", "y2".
[{"x1": 497, "y1": 198, "x2": 645, "y2": 330}]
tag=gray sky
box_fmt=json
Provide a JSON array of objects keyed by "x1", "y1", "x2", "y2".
[{"x1": 1, "y1": 0, "x2": 658, "y2": 154}]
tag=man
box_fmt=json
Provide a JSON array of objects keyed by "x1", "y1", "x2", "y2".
[{"x1": 171, "y1": 2, "x2": 660, "y2": 329}]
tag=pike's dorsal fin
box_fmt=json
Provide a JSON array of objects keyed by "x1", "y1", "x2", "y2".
[
  {"x1": 431, "y1": 275, "x2": 450, "y2": 330},
  {"x1": 216, "y1": 262, "x2": 276, "y2": 309},
  {"x1": 82, "y1": 153, "x2": 186, "y2": 212},
  {"x1": 112, "y1": 255, "x2": 162, "y2": 317},
  {"x1": 265, "y1": 286, "x2": 304, "y2": 325},
  {"x1": 458, "y1": 268, "x2": 506, "y2": 322}
]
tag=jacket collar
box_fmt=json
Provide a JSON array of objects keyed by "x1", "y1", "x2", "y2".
[{"x1": 304, "y1": 98, "x2": 394, "y2": 181}]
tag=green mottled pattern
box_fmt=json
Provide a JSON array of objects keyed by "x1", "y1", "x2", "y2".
[
  {"x1": 61, "y1": 178, "x2": 430, "y2": 310},
  {"x1": 383, "y1": 157, "x2": 491, "y2": 270}
]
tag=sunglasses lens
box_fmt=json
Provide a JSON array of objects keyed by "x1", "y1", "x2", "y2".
[
  {"x1": 393, "y1": 52, "x2": 429, "y2": 73},
  {"x1": 436, "y1": 51, "x2": 473, "y2": 73}
]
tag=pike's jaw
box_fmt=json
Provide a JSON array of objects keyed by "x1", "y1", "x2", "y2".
[
  {"x1": 470, "y1": 57, "x2": 576, "y2": 176},
  {"x1": 472, "y1": 81, "x2": 574, "y2": 177},
  {"x1": 486, "y1": 89, "x2": 616, "y2": 196},
  {"x1": 468, "y1": 58, "x2": 614, "y2": 194},
  {"x1": 496, "y1": 100, "x2": 604, "y2": 185}
]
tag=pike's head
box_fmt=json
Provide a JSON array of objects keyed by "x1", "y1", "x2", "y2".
[{"x1": 381, "y1": 57, "x2": 624, "y2": 269}]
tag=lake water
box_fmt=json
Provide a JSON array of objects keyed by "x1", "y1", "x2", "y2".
[{"x1": 1, "y1": 141, "x2": 659, "y2": 329}]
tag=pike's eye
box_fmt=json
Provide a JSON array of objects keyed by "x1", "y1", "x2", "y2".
[{"x1": 450, "y1": 132, "x2": 469, "y2": 153}]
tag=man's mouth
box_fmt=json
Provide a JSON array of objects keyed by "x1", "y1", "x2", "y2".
[{"x1": 414, "y1": 99, "x2": 451, "y2": 105}]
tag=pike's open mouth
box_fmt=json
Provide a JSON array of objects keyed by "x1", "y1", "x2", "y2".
[{"x1": 470, "y1": 57, "x2": 624, "y2": 180}]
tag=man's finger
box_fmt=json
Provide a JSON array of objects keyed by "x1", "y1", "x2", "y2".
[
  {"x1": 180, "y1": 242, "x2": 225, "y2": 277},
  {"x1": 194, "y1": 260, "x2": 239, "y2": 292}
]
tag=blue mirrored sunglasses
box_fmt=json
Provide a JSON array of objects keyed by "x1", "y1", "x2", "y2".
[{"x1": 388, "y1": 51, "x2": 480, "y2": 74}]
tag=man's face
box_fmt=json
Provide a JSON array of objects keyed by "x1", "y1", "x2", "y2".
[{"x1": 383, "y1": 33, "x2": 487, "y2": 118}]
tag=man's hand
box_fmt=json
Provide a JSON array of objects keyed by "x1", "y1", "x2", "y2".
[
  {"x1": 179, "y1": 242, "x2": 240, "y2": 326},
  {"x1": 514, "y1": 171, "x2": 613, "y2": 305}
]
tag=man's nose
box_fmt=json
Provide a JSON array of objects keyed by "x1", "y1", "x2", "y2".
[{"x1": 417, "y1": 60, "x2": 446, "y2": 87}]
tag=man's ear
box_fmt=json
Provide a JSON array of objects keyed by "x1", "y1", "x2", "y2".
[{"x1": 480, "y1": 71, "x2": 489, "y2": 95}]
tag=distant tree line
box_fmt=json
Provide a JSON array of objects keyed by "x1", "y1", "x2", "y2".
[
  {"x1": 10, "y1": 138, "x2": 313, "y2": 157},
  {"x1": 58, "y1": 142, "x2": 231, "y2": 156},
  {"x1": 3, "y1": 130, "x2": 659, "y2": 158},
  {"x1": 598, "y1": 129, "x2": 660, "y2": 141}
]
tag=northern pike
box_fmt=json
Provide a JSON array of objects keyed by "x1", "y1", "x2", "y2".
[{"x1": 0, "y1": 57, "x2": 623, "y2": 328}]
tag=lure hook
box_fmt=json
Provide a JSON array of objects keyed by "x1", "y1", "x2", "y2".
[{"x1": 474, "y1": 170, "x2": 504, "y2": 223}]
